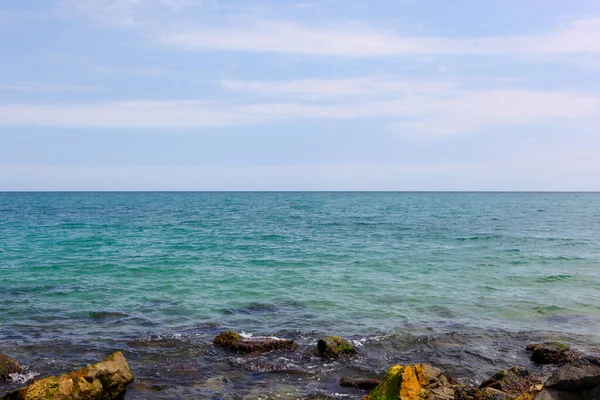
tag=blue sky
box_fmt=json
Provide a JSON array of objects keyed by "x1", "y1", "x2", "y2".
[{"x1": 1, "y1": 0, "x2": 600, "y2": 190}]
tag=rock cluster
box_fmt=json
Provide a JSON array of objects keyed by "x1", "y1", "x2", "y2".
[{"x1": 1, "y1": 352, "x2": 134, "y2": 400}]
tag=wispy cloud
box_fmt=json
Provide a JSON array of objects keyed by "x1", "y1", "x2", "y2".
[
  {"x1": 162, "y1": 18, "x2": 600, "y2": 57},
  {"x1": 221, "y1": 76, "x2": 457, "y2": 100},
  {"x1": 1, "y1": 83, "x2": 598, "y2": 137},
  {"x1": 0, "y1": 82, "x2": 101, "y2": 92}
]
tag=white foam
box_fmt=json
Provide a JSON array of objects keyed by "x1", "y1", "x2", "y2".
[{"x1": 9, "y1": 368, "x2": 39, "y2": 384}]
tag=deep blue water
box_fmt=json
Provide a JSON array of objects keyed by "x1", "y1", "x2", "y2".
[{"x1": 1, "y1": 192, "x2": 599, "y2": 398}]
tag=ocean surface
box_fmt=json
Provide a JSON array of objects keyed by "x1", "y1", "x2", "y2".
[{"x1": 1, "y1": 192, "x2": 599, "y2": 399}]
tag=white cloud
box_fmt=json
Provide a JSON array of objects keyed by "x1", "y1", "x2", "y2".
[
  {"x1": 161, "y1": 18, "x2": 600, "y2": 57},
  {"x1": 1, "y1": 83, "x2": 599, "y2": 136}
]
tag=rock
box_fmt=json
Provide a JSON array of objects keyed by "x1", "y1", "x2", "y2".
[
  {"x1": 526, "y1": 343, "x2": 580, "y2": 365},
  {"x1": 316, "y1": 336, "x2": 356, "y2": 358},
  {"x1": 362, "y1": 364, "x2": 454, "y2": 400},
  {"x1": 339, "y1": 377, "x2": 380, "y2": 391},
  {"x1": 534, "y1": 385, "x2": 600, "y2": 400},
  {"x1": 480, "y1": 387, "x2": 509, "y2": 400},
  {"x1": 453, "y1": 382, "x2": 479, "y2": 400},
  {"x1": 480, "y1": 366, "x2": 542, "y2": 398},
  {"x1": 544, "y1": 359, "x2": 600, "y2": 392},
  {"x1": 213, "y1": 331, "x2": 297, "y2": 354},
  {"x1": 0, "y1": 354, "x2": 23, "y2": 381},
  {"x1": 1, "y1": 351, "x2": 134, "y2": 400}
]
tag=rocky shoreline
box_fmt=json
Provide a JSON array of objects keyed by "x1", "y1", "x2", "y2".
[{"x1": 1, "y1": 332, "x2": 599, "y2": 399}]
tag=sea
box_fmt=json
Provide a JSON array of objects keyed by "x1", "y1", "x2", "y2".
[{"x1": 1, "y1": 192, "x2": 599, "y2": 399}]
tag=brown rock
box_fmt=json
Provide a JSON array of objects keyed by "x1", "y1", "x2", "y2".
[
  {"x1": 213, "y1": 331, "x2": 297, "y2": 354},
  {"x1": 0, "y1": 354, "x2": 23, "y2": 381},
  {"x1": 1, "y1": 351, "x2": 134, "y2": 400}
]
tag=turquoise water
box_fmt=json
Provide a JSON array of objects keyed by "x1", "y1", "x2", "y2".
[{"x1": 1, "y1": 192, "x2": 600, "y2": 398}]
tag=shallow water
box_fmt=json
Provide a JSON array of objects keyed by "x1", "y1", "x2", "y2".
[{"x1": 1, "y1": 192, "x2": 599, "y2": 398}]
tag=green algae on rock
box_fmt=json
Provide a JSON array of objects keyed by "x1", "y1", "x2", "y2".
[
  {"x1": 213, "y1": 331, "x2": 297, "y2": 354},
  {"x1": 1, "y1": 351, "x2": 134, "y2": 400},
  {"x1": 362, "y1": 364, "x2": 454, "y2": 400},
  {"x1": 0, "y1": 354, "x2": 23, "y2": 381},
  {"x1": 316, "y1": 336, "x2": 356, "y2": 358}
]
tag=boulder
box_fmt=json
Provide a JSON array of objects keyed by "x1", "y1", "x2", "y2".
[
  {"x1": 526, "y1": 343, "x2": 580, "y2": 365},
  {"x1": 339, "y1": 377, "x2": 380, "y2": 391},
  {"x1": 480, "y1": 366, "x2": 542, "y2": 398},
  {"x1": 362, "y1": 364, "x2": 454, "y2": 400},
  {"x1": 0, "y1": 354, "x2": 23, "y2": 381},
  {"x1": 544, "y1": 359, "x2": 600, "y2": 392},
  {"x1": 316, "y1": 336, "x2": 356, "y2": 359},
  {"x1": 213, "y1": 331, "x2": 297, "y2": 354},
  {"x1": 1, "y1": 351, "x2": 134, "y2": 400}
]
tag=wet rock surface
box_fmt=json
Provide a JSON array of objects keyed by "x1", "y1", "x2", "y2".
[
  {"x1": 317, "y1": 336, "x2": 357, "y2": 359},
  {"x1": 0, "y1": 355, "x2": 22, "y2": 382},
  {"x1": 1, "y1": 351, "x2": 134, "y2": 400},
  {"x1": 213, "y1": 331, "x2": 298, "y2": 354},
  {"x1": 526, "y1": 343, "x2": 581, "y2": 366}
]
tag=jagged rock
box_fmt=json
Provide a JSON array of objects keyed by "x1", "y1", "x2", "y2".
[
  {"x1": 544, "y1": 359, "x2": 600, "y2": 392},
  {"x1": 213, "y1": 331, "x2": 297, "y2": 354},
  {"x1": 316, "y1": 336, "x2": 356, "y2": 358},
  {"x1": 1, "y1": 351, "x2": 134, "y2": 400},
  {"x1": 339, "y1": 377, "x2": 380, "y2": 391},
  {"x1": 362, "y1": 364, "x2": 454, "y2": 400},
  {"x1": 480, "y1": 366, "x2": 542, "y2": 398},
  {"x1": 0, "y1": 354, "x2": 23, "y2": 381},
  {"x1": 526, "y1": 343, "x2": 580, "y2": 365}
]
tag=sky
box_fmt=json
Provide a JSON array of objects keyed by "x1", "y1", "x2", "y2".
[{"x1": 1, "y1": 0, "x2": 600, "y2": 191}]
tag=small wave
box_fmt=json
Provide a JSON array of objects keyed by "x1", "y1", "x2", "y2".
[
  {"x1": 239, "y1": 331, "x2": 286, "y2": 341},
  {"x1": 533, "y1": 305, "x2": 565, "y2": 314},
  {"x1": 456, "y1": 234, "x2": 503, "y2": 241},
  {"x1": 535, "y1": 274, "x2": 572, "y2": 283}
]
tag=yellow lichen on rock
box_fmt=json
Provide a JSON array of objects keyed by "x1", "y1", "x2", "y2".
[
  {"x1": 363, "y1": 364, "x2": 454, "y2": 400},
  {"x1": 1, "y1": 351, "x2": 133, "y2": 400},
  {"x1": 514, "y1": 384, "x2": 543, "y2": 400}
]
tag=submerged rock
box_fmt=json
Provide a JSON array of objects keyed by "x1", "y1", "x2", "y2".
[
  {"x1": 213, "y1": 331, "x2": 297, "y2": 354},
  {"x1": 362, "y1": 364, "x2": 454, "y2": 400},
  {"x1": 479, "y1": 366, "x2": 542, "y2": 398},
  {"x1": 316, "y1": 336, "x2": 356, "y2": 358},
  {"x1": 339, "y1": 377, "x2": 380, "y2": 391},
  {"x1": 1, "y1": 351, "x2": 134, "y2": 400},
  {"x1": 526, "y1": 343, "x2": 580, "y2": 365},
  {"x1": 0, "y1": 354, "x2": 23, "y2": 381}
]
